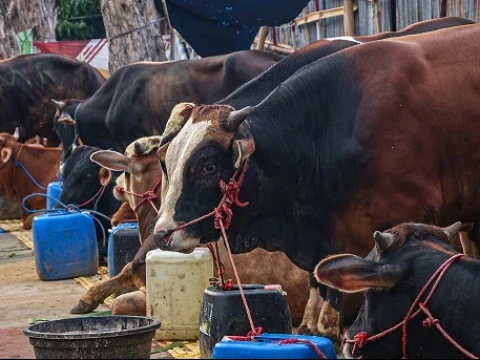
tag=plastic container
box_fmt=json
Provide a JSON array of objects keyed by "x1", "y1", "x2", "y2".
[
  {"x1": 211, "y1": 333, "x2": 337, "y2": 359},
  {"x1": 32, "y1": 210, "x2": 98, "y2": 280},
  {"x1": 23, "y1": 315, "x2": 161, "y2": 359},
  {"x1": 146, "y1": 247, "x2": 213, "y2": 340},
  {"x1": 107, "y1": 222, "x2": 141, "y2": 278},
  {"x1": 46, "y1": 181, "x2": 63, "y2": 209},
  {"x1": 199, "y1": 284, "x2": 292, "y2": 359}
]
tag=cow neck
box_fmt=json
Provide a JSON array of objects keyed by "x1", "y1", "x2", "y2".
[{"x1": 221, "y1": 114, "x2": 335, "y2": 272}]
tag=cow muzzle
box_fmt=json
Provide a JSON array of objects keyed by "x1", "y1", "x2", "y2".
[{"x1": 153, "y1": 223, "x2": 200, "y2": 253}]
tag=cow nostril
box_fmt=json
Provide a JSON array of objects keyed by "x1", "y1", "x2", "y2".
[{"x1": 154, "y1": 229, "x2": 172, "y2": 249}]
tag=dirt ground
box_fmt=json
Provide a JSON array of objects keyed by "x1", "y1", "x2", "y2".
[{"x1": 0, "y1": 233, "x2": 109, "y2": 359}]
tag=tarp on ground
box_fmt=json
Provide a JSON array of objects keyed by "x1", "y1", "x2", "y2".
[{"x1": 154, "y1": 0, "x2": 310, "y2": 57}]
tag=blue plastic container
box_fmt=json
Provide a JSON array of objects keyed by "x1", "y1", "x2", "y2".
[
  {"x1": 212, "y1": 333, "x2": 337, "y2": 359},
  {"x1": 32, "y1": 210, "x2": 98, "y2": 281},
  {"x1": 46, "y1": 181, "x2": 63, "y2": 209},
  {"x1": 107, "y1": 222, "x2": 141, "y2": 278}
]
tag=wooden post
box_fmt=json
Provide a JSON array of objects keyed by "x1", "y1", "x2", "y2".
[
  {"x1": 374, "y1": 0, "x2": 382, "y2": 33},
  {"x1": 344, "y1": 0, "x2": 355, "y2": 36},
  {"x1": 256, "y1": 26, "x2": 269, "y2": 51}
]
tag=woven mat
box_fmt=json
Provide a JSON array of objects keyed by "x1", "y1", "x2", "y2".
[
  {"x1": 7, "y1": 223, "x2": 201, "y2": 359},
  {"x1": 0, "y1": 219, "x2": 24, "y2": 232}
]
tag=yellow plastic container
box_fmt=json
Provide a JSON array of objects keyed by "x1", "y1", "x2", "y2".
[{"x1": 146, "y1": 248, "x2": 213, "y2": 340}]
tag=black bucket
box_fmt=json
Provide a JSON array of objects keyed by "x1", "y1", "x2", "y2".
[{"x1": 23, "y1": 316, "x2": 161, "y2": 359}]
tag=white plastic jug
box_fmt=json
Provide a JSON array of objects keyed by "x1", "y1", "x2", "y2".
[{"x1": 146, "y1": 247, "x2": 213, "y2": 340}]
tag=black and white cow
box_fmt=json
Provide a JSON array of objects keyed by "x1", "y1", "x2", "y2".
[{"x1": 315, "y1": 221, "x2": 478, "y2": 359}]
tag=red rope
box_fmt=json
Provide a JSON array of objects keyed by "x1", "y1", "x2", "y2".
[
  {"x1": 164, "y1": 158, "x2": 328, "y2": 357},
  {"x1": 114, "y1": 179, "x2": 162, "y2": 214},
  {"x1": 346, "y1": 253, "x2": 478, "y2": 359},
  {"x1": 277, "y1": 338, "x2": 327, "y2": 359},
  {"x1": 77, "y1": 185, "x2": 106, "y2": 209}
]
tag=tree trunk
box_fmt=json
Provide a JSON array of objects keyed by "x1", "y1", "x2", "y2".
[
  {"x1": 0, "y1": 0, "x2": 57, "y2": 58},
  {"x1": 0, "y1": 1, "x2": 20, "y2": 59},
  {"x1": 101, "y1": 0, "x2": 168, "y2": 73}
]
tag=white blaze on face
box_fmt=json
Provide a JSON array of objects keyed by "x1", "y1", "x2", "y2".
[{"x1": 155, "y1": 118, "x2": 212, "y2": 250}]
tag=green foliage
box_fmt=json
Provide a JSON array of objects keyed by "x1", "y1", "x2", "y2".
[{"x1": 56, "y1": 0, "x2": 106, "y2": 41}]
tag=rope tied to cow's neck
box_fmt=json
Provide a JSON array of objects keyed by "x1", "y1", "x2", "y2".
[
  {"x1": 114, "y1": 178, "x2": 162, "y2": 214},
  {"x1": 12, "y1": 144, "x2": 48, "y2": 190},
  {"x1": 347, "y1": 253, "x2": 478, "y2": 359},
  {"x1": 76, "y1": 184, "x2": 107, "y2": 211},
  {"x1": 167, "y1": 159, "x2": 262, "y2": 336}
]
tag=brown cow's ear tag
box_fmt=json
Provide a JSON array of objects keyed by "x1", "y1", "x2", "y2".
[
  {"x1": 314, "y1": 254, "x2": 402, "y2": 293},
  {"x1": 99, "y1": 168, "x2": 112, "y2": 186}
]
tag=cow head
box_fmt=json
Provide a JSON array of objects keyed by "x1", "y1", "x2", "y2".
[
  {"x1": 90, "y1": 136, "x2": 163, "y2": 214},
  {"x1": 51, "y1": 99, "x2": 82, "y2": 164},
  {"x1": 153, "y1": 103, "x2": 254, "y2": 253},
  {"x1": 0, "y1": 128, "x2": 21, "y2": 195},
  {"x1": 314, "y1": 221, "x2": 472, "y2": 359},
  {"x1": 0, "y1": 128, "x2": 20, "y2": 164},
  {"x1": 58, "y1": 145, "x2": 114, "y2": 208}
]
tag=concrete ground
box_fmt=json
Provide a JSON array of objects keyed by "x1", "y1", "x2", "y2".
[{"x1": 0, "y1": 232, "x2": 110, "y2": 359}]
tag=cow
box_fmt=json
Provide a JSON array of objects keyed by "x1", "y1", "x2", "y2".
[
  {"x1": 58, "y1": 145, "x2": 122, "y2": 261},
  {"x1": 152, "y1": 24, "x2": 480, "y2": 346},
  {"x1": 0, "y1": 130, "x2": 61, "y2": 229},
  {"x1": 219, "y1": 17, "x2": 475, "y2": 110},
  {"x1": 73, "y1": 131, "x2": 311, "y2": 326},
  {"x1": 315, "y1": 221, "x2": 479, "y2": 359},
  {"x1": 50, "y1": 50, "x2": 284, "y2": 163},
  {"x1": 111, "y1": 201, "x2": 137, "y2": 227},
  {"x1": 0, "y1": 53, "x2": 105, "y2": 145}
]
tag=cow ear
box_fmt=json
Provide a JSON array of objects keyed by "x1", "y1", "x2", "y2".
[
  {"x1": 58, "y1": 112, "x2": 75, "y2": 125},
  {"x1": 90, "y1": 150, "x2": 141, "y2": 174},
  {"x1": 232, "y1": 123, "x2": 255, "y2": 169},
  {"x1": 98, "y1": 167, "x2": 112, "y2": 186},
  {"x1": 1, "y1": 148, "x2": 12, "y2": 163},
  {"x1": 314, "y1": 254, "x2": 403, "y2": 293}
]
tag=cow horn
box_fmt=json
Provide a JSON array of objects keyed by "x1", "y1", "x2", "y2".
[
  {"x1": 0, "y1": 136, "x2": 5, "y2": 146},
  {"x1": 374, "y1": 231, "x2": 395, "y2": 250},
  {"x1": 441, "y1": 221, "x2": 465, "y2": 239},
  {"x1": 51, "y1": 99, "x2": 65, "y2": 110},
  {"x1": 226, "y1": 106, "x2": 252, "y2": 132},
  {"x1": 13, "y1": 127, "x2": 19, "y2": 140}
]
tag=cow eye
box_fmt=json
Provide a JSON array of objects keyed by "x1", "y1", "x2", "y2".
[{"x1": 202, "y1": 164, "x2": 216, "y2": 174}]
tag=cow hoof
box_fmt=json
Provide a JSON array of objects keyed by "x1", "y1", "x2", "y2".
[
  {"x1": 297, "y1": 323, "x2": 317, "y2": 335},
  {"x1": 69, "y1": 299, "x2": 99, "y2": 314},
  {"x1": 112, "y1": 291, "x2": 146, "y2": 316}
]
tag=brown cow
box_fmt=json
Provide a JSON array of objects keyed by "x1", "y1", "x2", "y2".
[
  {"x1": 0, "y1": 130, "x2": 61, "y2": 229},
  {"x1": 152, "y1": 24, "x2": 480, "y2": 345},
  {"x1": 75, "y1": 130, "x2": 310, "y2": 327},
  {"x1": 111, "y1": 201, "x2": 137, "y2": 227}
]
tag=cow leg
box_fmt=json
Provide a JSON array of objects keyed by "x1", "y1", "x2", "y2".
[
  {"x1": 70, "y1": 262, "x2": 135, "y2": 314},
  {"x1": 111, "y1": 236, "x2": 153, "y2": 316},
  {"x1": 317, "y1": 287, "x2": 343, "y2": 351},
  {"x1": 298, "y1": 274, "x2": 324, "y2": 334}
]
